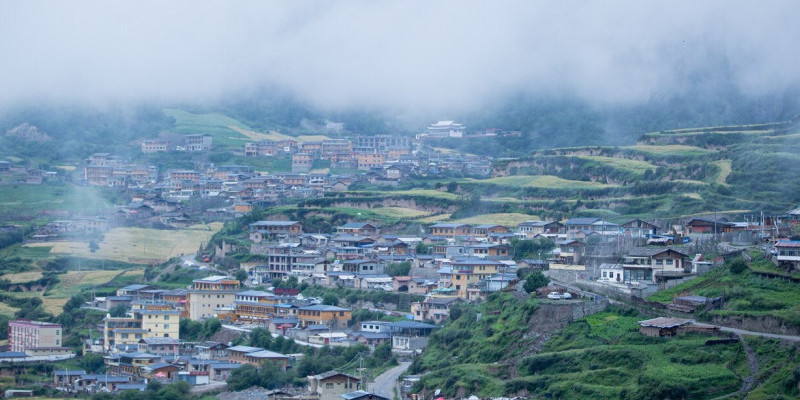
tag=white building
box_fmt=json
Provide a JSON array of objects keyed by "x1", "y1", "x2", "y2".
[{"x1": 426, "y1": 121, "x2": 465, "y2": 138}]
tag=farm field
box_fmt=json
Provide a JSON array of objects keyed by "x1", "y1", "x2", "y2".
[
  {"x1": 464, "y1": 175, "x2": 616, "y2": 189},
  {"x1": 370, "y1": 207, "x2": 430, "y2": 219},
  {"x1": 1, "y1": 271, "x2": 43, "y2": 283},
  {"x1": 0, "y1": 302, "x2": 20, "y2": 318},
  {"x1": 574, "y1": 155, "x2": 657, "y2": 173},
  {"x1": 414, "y1": 214, "x2": 452, "y2": 223},
  {"x1": 163, "y1": 109, "x2": 250, "y2": 148},
  {"x1": 271, "y1": 205, "x2": 430, "y2": 223},
  {"x1": 47, "y1": 269, "x2": 143, "y2": 299},
  {"x1": 25, "y1": 223, "x2": 222, "y2": 263},
  {"x1": 450, "y1": 213, "x2": 539, "y2": 226},
  {"x1": 0, "y1": 183, "x2": 112, "y2": 214},
  {"x1": 625, "y1": 144, "x2": 717, "y2": 156},
  {"x1": 352, "y1": 189, "x2": 462, "y2": 200},
  {"x1": 4, "y1": 269, "x2": 144, "y2": 316},
  {"x1": 229, "y1": 126, "x2": 332, "y2": 144}
]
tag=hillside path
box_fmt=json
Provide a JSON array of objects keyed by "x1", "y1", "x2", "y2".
[{"x1": 710, "y1": 334, "x2": 759, "y2": 400}]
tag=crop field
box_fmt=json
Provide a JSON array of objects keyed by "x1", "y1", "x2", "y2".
[
  {"x1": 296, "y1": 135, "x2": 333, "y2": 143},
  {"x1": 414, "y1": 214, "x2": 452, "y2": 223},
  {"x1": 278, "y1": 206, "x2": 429, "y2": 223},
  {"x1": 47, "y1": 269, "x2": 143, "y2": 299},
  {"x1": 25, "y1": 223, "x2": 222, "y2": 263},
  {"x1": 3, "y1": 269, "x2": 144, "y2": 316},
  {"x1": 575, "y1": 155, "x2": 657, "y2": 173},
  {"x1": 228, "y1": 126, "x2": 332, "y2": 144},
  {"x1": 466, "y1": 175, "x2": 616, "y2": 189},
  {"x1": 369, "y1": 189, "x2": 462, "y2": 200},
  {"x1": 0, "y1": 271, "x2": 43, "y2": 283},
  {"x1": 670, "y1": 179, "x2": 709, "y2": 186},
  {"x1": 163, "y1": 109, "x2": 249, "y2": 147},
  {"x1": 0, "y1": 302, "x2": 20, "y2": 318},
  {"x1": 625, "y1": 144, "x2": 717, "y2": 156},
  {"x1": 370, "y1": 207, "x2": 429, "y2": 219},
  {"x1": 0, "y1": 183, "x2": 112, "y2": 214},
  {"x1": 450, "y1": 213, "x2": 538, "y2": 226},
  {"x1": 228, "y1": 125, "x2": 294, "y2": 142},
  {"x1": 483, "y1": 196, "x2": 524, "y2": 203}
]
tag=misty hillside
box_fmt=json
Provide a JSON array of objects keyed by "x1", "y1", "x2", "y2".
[{"x1": 2, "y1": 84, "x2": 799, "y2": 163}]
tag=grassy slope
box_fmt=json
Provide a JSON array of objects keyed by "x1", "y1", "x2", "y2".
[
  {"x1": 647, "y1": 253, "x2": 800, "y2": 328},
  {"x1": 412, "y1": 294, "x2": 745, "y2": 399}
]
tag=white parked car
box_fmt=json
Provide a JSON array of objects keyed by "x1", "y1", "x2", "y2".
[
  {"x1": 561, "y1": 292, "x2": 573, "y2": 299},
  {"x1": 547, "y1": 292, "x2": 562, "y2": 300}
]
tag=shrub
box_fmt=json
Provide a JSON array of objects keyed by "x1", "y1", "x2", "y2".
[{"x1": 728, "y1": 257, "x2": 747, "y2": 274}]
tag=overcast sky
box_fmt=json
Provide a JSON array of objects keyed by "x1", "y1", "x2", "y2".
[{"x1": 1, "y1": 1, "x2": 799, "y2": 113}]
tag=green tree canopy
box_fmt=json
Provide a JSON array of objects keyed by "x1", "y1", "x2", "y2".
[{"x1": 523, "y1": 271, "x2": 550, "y2": 293}]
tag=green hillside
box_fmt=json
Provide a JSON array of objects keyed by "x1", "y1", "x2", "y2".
[
  {"x1": 408, "y1": 293, "x2": 800, "y2": 399},
  {"x1": 408, "y1": 295, "x2": 751, "y2": 399}
]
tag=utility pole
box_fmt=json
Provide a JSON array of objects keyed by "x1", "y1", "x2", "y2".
[{"x1": 359, "y1": 353, "x2": 366, "y2": 391}]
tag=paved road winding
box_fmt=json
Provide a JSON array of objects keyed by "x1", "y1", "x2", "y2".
[{"x1": 370, "y1": 361, "x2": 412, "y2": 398}]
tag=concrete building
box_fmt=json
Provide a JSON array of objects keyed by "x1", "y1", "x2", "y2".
[
  {"x1": 8, "y1": 319, "x2": 62, "y2": 353},
  {"x1": 103, "y1": 302, "x2": 181, "y2": 352},
  {"x1": 308, "y1": 371, "x2": 361, "y2": 400},
  {"x1": 186, "y1": 276, "x2": 240, "y2": 320},
  {"x1": 297, "y1": 305, "x2": 352, "y2": 329},
  {"x1": 292, "y1": 153, "x2": 313, "y2": 173}
]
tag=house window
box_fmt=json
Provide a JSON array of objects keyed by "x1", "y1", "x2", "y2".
[
  {"x1": 164, "y1": 324, "x2": 170, "y2": 329},
  {"x1": 165, "y1": 316, "x2": 169, "y2": 321},
  {"x1": 325, "y1": 383, "x2": 334, "y2": 389}
]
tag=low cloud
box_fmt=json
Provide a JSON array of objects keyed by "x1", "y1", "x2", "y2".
[{"x1": 1, "y1": 1, "x2": 798, "y2": 113}]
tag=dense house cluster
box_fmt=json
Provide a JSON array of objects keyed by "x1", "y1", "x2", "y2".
[
  {"x1": 16, "y1": 208, "x2": 800, "y2": 394},
  {"x1": 84, "y1": 132, "x2": 492, "y2": 196}
]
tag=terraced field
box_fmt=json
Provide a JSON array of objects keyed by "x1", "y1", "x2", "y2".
[
  {"x1": 25, "y1": 223, "x2": 222, "y2": 263},
  {"x1": 0, "y1": 271, "x2": 43, "y2": 283},
  {"x1": 449, "y1": 213, "x2": 539, "y2": 226},
  {"x1": 466, "y1": 175, "x2": 615, "y2": 189},
  {"x1": 575, "y1": 155, "x2": 657, "y2": 174},
  {"x1": 625, "y1": 144, "x2": 716, "y2": 156}
]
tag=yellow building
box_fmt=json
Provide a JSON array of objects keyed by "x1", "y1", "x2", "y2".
[
  {"x1": 448, "y1": 259, "x2": 505, "y2": 299},
  {"x1": 232, "y1": 290, "x2": 283, "y2": 324},
  {"x1": 187, "y1": 276, "x2": 240, "y2": 321},
  {"x1": 297, "y1": 305, "x2": 352, "y2": 329},
  {"x1": 103, "y1": 301, "x2": 181, "y2": 352}
]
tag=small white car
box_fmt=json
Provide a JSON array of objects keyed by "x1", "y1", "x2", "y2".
[
  {"x1": 561, "y1": 292, "x2": 573, "y2": 299},
  {"x1": 547, "y1": 292, "x2": 562, "y2": 300}
]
